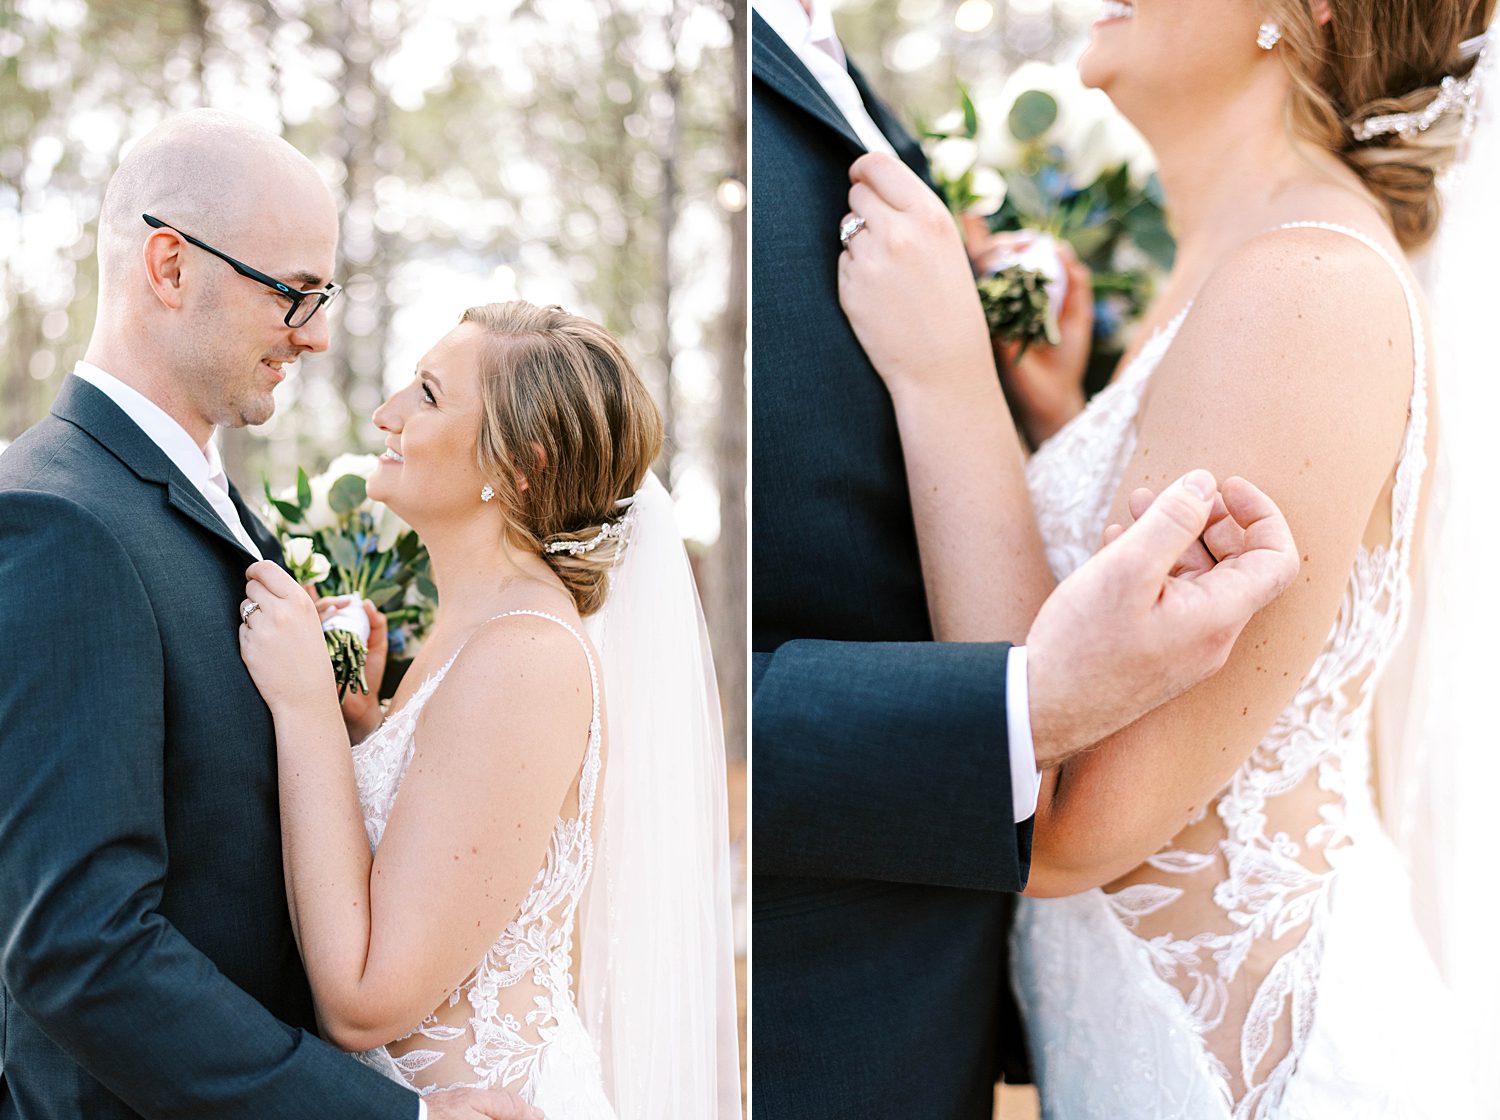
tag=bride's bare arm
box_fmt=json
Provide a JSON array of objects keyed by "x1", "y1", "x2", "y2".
[
  {"x1": 837, "y1": 153, "x2": 1055, "y2": 642},
  {"x1": 1026, "y1": 227, "x2": 1415, "y2": 895},
  {"x1": 239, "y1": 594, "x2": 589, "y2": 1049},
  {"x1": 841, "y1": 162, "x2": 1410, "y2": 891}
]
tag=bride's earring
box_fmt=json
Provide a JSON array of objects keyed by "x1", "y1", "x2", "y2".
[
  {"x1": 1257, "y1": 20, "x2": 1282, "y2": 49},
  {"x1": 480, "y1": 484, "x2": 495, "y2": 502}
]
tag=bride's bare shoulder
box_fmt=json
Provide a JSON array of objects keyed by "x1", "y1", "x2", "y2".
[
  {"x1": 1126, "y1": 217, "x2": 1418, "y2": 550},
  {"x1": 1159, "y1": 221, "x2": 1415, "y2": 421}
]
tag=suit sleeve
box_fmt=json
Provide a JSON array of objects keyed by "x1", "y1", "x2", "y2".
[
  {"x1": 0, "y1": 491, "x2": 418, "y2": 1120},
  {"x1": 752, "y1": 638, "x2": 1032, "y2": 892}
]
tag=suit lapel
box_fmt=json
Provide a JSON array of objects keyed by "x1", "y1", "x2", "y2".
[
  {"x1": 229, "y1": 480, "x2": 284, "y2": 566},
  {"x1": 51, "y1": 375, "x2": 263, "y2": 562},
  {"x1": 848, "y1": 61, "x2": 936, "y2": 188},
  {"x1": 752, "y1": 11, "x2": 865, "y2": 154}
]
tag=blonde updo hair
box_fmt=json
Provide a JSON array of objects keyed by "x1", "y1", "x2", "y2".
[
  {"x1": 1265, "y1": 0, "x2": 1495, "y2": 250},
  {"x1": 463, "y1": 301, "x2": 663, "y2": 616}
]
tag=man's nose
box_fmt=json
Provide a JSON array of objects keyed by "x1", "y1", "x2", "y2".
[{"x1": 288, "y1": 303, "x2": 332, "y2": 353}]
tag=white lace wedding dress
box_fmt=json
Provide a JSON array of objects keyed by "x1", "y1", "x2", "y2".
[
  {"x1": 1012, "y1": 223, "x2": 1474, "y2": 1118},
  {"x1": 347, "y1": 609, "x2": 618, "y2": 1118}
]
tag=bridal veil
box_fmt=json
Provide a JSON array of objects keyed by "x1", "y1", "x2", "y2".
[
  {"x1": 576, "y1": 471, "x2": 743, "y2": 1119},
  {"x1": 1375, "y1": 4, "x2": 1500, "y2": 1102}
]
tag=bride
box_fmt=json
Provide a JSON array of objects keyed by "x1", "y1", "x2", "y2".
[
  {"x1": 836, "y1": 0, "x2": 1495, "y2": 1115},
  {"x1": 236, "y1": 301, "x2": 740, "y2": 1119}
]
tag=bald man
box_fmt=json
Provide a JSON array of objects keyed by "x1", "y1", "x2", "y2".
[{"x1": 0, "y1": 112, "x2": 534, "y2": 1120}]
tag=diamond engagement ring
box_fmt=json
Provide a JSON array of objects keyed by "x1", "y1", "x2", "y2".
[
  {"x1": 839, "y1": 214, "x2": 867, "y2": 249},
  {"x1": 240, "y1": 601, "x2": 261, "y2": 623}
]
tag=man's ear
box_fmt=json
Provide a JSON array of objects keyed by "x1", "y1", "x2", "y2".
[{"x1": 143, "y1": 230, "x2": 187, "y2": 311}]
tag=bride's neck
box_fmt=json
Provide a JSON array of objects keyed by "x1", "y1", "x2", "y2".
[
  {"x1": 419, "y1": 516, "x2": 546, "y2": 630},
  {"x1": 1139, "y1": 80, "x2": 1353, "y2": 268}
]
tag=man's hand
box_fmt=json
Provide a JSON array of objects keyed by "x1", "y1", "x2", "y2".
[
  {"x1": 425, "y1": 1086, "x2": 544, "y2": 1120},
  {"x1": 1025, "y1": 469, "x2": 1300, "y2": 767}
]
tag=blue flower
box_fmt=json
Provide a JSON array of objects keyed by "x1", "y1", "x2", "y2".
[
  {"x1": 1093, "y1": 296, "x2": 1121, "y2": 342},
  {"x1": 388, "y1": 626, "x2": 407, "y2": 657},
  {"x1": 1040, "y1": 168, "x2": 1070, "y2": 201}
]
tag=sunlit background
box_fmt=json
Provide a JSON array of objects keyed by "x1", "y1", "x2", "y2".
[
  {"x1": 0, "y1": 0, "x2": 747, "y2": 1088},
  {"x1": 0, "y1": 0, "x2": 745, "y2": 729},
  {"x1": 832, "y1": 0, "x2": 1151, "y2": 185}
]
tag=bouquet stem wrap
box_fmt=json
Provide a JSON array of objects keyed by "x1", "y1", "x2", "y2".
[{"x1": 323, "y1": 595, "x2": 371, "y2": 701}]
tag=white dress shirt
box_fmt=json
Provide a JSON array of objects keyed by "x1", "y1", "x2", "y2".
[
  {"x1": 72, "y1": 361, "x2": 263, "y2": 560},
  {"x1": 753, "y1": 0, "x2": 897, "y2": 156},
  {"x1": 755, "y1": 0, "x2": 1042, "y2": 821}
]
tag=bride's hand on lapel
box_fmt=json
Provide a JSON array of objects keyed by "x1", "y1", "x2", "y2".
[
  {"x1": 836, "y1": 151, "x2": 998, "y2": 410},
  {"x1": 238, "y1": 560, "x2": 338, "y2": 717}
]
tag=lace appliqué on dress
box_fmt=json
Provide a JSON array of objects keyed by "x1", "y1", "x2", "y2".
[
  {"x1": 1015, "y1": 223, "x2": 1433, "y2": 1118},
  {"x1": 348, "y1": 609, "x2": 608, "y2": 1107}
]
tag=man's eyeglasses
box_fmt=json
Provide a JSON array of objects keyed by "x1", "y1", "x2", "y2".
[{"x1": 142, "y1": 214, "x2": 342, "y2": 329}]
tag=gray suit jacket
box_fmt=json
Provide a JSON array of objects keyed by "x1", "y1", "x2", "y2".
[{"x1": 0, "y1": 375, "x2": 416, "y2": 1119}]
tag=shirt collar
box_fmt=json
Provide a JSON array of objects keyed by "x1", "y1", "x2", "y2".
[
  {"x1": 72, "y1": 360, "x2": 222, "y2": 490},
  {"x1": 754, "y1": 0, "x2": 847, "y2": 64}
]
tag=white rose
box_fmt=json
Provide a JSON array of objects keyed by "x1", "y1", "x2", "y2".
[
  {"x1": 308, "y1": 552, "x2": 332, "y2": 583},
  {"x1": 375, "y1": 505, "x2": 406, "y2": 553},
  {"x1": 1062, "y1": 90, "x2": 1154, "y2": 186},
  {"x1": 283, "y1": 536, "x2": 315, "y2": 567},
  {"x1": 323, "y1": 452, "x2": 381, "y2": 484},
  {"x1": 306, "y1": 453, "x2": 382, "y2": 528},
  {"x1": 301, "y1": 470, "x2": 337, "y2": 532},
  {"x1": 930, "y1": 136, "x2": 979, "y2": 183},
  {"x1": 968, "y1": 167, "x2": 1008, "y2": 216}
]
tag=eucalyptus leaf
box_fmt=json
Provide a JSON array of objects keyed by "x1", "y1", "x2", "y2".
[
  {"x1": 1002, "y1": 172, "x2": 1048, "y2": 216},
  {"x1": 365, "y1": 582, "x2": 404, "y2": 608},
  {"x1": 296, "y1": 466, "x2": 312, "y2": 512},
  {"x1": 1068, "y1": 225, "x2": 1112, "y2": 260},
  {"x1": 325, "y1": 533, "x2": 359, "y2": 572},
  {"x1": 1008, "y1": 90, "x2": 1058, "y2": 143},
  {"x1": 328, "y1": 473, "x2": 367, "y2": 515},
  {"x1": 1125, "y1": 201, "x2": 1176, "y2": 267}
]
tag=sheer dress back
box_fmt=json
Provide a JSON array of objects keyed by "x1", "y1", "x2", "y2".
[
  {"x1": 347, "y1": 609, "x2": 616, "y2": 1116},
  {"x1": 1013, "y1": 223, "x2": 1471, "y2": 1118}
]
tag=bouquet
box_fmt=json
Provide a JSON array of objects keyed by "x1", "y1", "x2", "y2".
[
  {"x1": 924, "y1": 72, "x2": 1175, "y2": 395},
  {"x1": 264, "y1": 453, "x2": 435, "y2": 701}
]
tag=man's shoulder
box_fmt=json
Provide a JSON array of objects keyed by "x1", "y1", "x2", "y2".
[
  {"x1": 1, "y1": 412, "x2": 134, "y2": 505},
  {"x1": 0, "y1": 416, "x2": 155, "y2": 563}
]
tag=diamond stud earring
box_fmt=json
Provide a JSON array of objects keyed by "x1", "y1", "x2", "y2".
[
  {"x1": 1257, "y1": 20, "x2": 1281, "y2": 49},
  {"x1": 480, "y1": 484, "x2": 495, "y2": 502}
]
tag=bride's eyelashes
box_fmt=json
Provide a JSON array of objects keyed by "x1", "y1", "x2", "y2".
[{"x1": 420, "y1": 379, "x2": 437, "y2": 406}]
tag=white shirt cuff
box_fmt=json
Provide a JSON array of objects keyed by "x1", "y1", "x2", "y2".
[
  {"x1": 1006, "y1": 646, "x2": 1042, "y2": 822},
  {"x1": 417, "y1": 1100, "x2": 428, "y2": 1120}
]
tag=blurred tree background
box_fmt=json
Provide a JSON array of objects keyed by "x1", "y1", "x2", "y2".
[
  {"x1": 0, "y1": 0, "x2": 746, "y2": 764},
  {"x1": 833, "y1": 0, "x2": 1100, "y2": 123}
]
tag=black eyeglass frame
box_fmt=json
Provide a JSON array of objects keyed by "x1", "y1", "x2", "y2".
[{"x1": 142, "y1": 213, "x2": 342, "y2": 328}]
